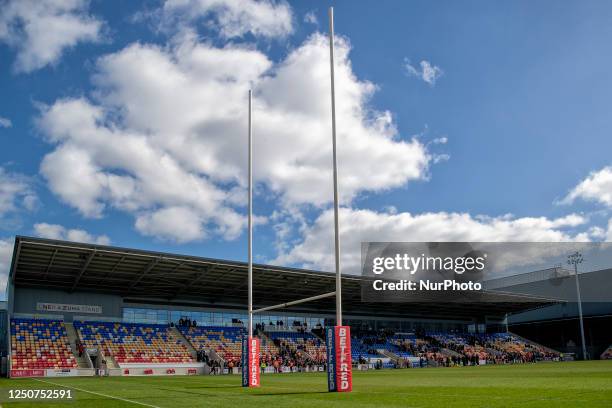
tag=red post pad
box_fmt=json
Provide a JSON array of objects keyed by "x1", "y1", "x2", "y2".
[
  {"x1": 326, "y1": 325, "x2": 352, "y2": 392},
  {"x1": 242, "y1": 336, "x2": 260, "y2": 387}
]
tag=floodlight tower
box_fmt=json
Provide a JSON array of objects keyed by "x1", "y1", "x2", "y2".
[{"x1": 567, "y1": 251, "x2": 587, "y2": 360}]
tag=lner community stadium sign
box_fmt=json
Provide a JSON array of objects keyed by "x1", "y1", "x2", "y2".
[{"x1": 37, "y1": 303, "x2": 102, "y2": 314}]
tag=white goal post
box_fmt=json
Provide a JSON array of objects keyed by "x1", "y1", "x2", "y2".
[{"x1": 242, "y1": 8, "x2": 352, "y2": 393}]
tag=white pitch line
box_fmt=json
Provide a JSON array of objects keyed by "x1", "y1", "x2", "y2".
[{"x1": 31, "y1": 378, "x2": 162, "y2": 408}]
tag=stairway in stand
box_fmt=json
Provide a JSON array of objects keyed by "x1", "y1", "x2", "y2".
[
  {"x1": 171, "y1": 326, "x2": 198, "y2": 361},
  {"x1": 64, "y1": 322, "x2": 90, "y2": 368},
  {"x1": 258, "y1": 331, "x2": 280, "y2": 355}
]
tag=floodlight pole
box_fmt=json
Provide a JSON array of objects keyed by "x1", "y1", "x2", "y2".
[
  {"x1": 568, "y1": 252, "x2": 587, "y2": 360},
  {"x1": 328, "y1": 7, "x2": 342, "y2": 326},
  {"x1": 248, "y1": 90, "x2": 253, "y2": 337}
]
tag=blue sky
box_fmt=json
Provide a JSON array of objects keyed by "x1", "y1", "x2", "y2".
[{"x1": 1, "y1": 0, "x2": 611, "y2": 291}]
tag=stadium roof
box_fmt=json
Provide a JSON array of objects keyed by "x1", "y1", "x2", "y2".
[{"x1": 9, "y1": 236, "x2": 561, "y2": 320}]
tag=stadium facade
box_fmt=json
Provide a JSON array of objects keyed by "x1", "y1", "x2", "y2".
[
  {"x1": 1, "y1": 236, "x2": 607, "y2": 378},
  {"x1": 486, "y1": 268, "x2": 612, "y2": 359}
]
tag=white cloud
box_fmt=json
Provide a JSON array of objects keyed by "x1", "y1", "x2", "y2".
[
  {"x1": 0, "y1": 116, "x2": 12, "y2": 128},
  {"x1": 587, "y1": 225, "x2": 606, "y2": 240},
  {"x1": 273, "y1": 208, "x2": 589, "y2": 273},
  {"x1": 607, "y1": 219, "x2": 612, "y2": 241},
  {"x1": 33, "y1": 222, "x2": 110, "y2": 245},
  {"x1": 0, "y1": 0, "x2": 103, "y2": 73},
  {"x1": 562, "y1": 166, "x2": 612, "y2": 208},
  {"x1": 161, "y1": 0, "x2": 293, "y2": 39},
  {"x1": 0, "y1": 167, "x2": 37, "y2": 221},
  {"x1": 404, "y1": 59, "x2": 443, "y2": 86},
  {"x1": 38, "y1": 33, "x2": 433, "y2": 242},
  {"x1": 304, "y1": 11, "x2": 317, "y2": 25},
  {"x1": 431, "y1": 136, "x2": 447, "y2": 145},
  {"x1": 0, "y1": 237, "x2": 13, "y2": 297},
  {"x1": 433, "y1": 153, "x2": 450, "y2": 164},
  {"x1": 135, "y1": 206, "x2": 205, "y2": 243}
]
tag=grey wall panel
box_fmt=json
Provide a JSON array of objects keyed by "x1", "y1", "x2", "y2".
[{"x1": 12, "y1": 287, "x2": 123, "y2": 322}]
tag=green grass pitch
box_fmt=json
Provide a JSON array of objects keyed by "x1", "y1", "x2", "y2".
[{"x1": 1, "y1": 361, "x2": 611, "y2": 407}]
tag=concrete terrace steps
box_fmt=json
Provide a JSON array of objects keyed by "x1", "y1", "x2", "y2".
[
  {"x1": 104, "y1": 354, "x2": 119, "y2": 369},
  {"x1": 378, "y1": 349, "x2": 401, "y2": 362},
  {"x1": 64, "y1": 322, "x2": 91, "y2": 369},
  {"x1": 258, "y1": 331, "x2": 280, "y2": 355}
]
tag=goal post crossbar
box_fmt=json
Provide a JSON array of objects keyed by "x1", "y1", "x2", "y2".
[{"x1": 251, "y1": 291, "x2": 336, "y2": 315}]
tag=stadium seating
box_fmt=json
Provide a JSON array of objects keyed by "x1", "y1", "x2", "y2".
[
  {"x1": 426, "y1": 332, "x2": 559, "y2": 363},
  {"x1": 390, "y1": 335, "x2": 443, "y2": 362},
  {"x1": 10, "y1": 318, "x2": 77, "y2": 370},
  {"x1": 74, "y1": 321, "x2": 193, "y2": 364},
  {"x1": 428, "y1": 332, "x2": 470, "y2": 347},
  {"x1": 350, "y1": 336, "x2": 383, "y2": 362},
  {"x1": 258, "y1": 336, "x2": 280, "y2": 356},
  {"x1": 369, "y1": 334, "x2": 419, "y2": 358},
  {"x1": 387, "y1": 334, "x2": 418, "y2": 356},
  {"x1": 178, "y1": 326, "x2": 244, "y2": 362},
  {"x1": 480, "y1": 333, "x2": 559, "y2": 361},
  {"x1": 266, "y1": 331, "x2": 326, "y2": 362},
  {"x1": 428, "y1": 332, "x2": 490, "y2": 361}
]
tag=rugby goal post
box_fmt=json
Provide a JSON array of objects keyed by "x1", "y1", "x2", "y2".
[{"x1": 242, "y1": 7, "x2": 352, "y2": 392}]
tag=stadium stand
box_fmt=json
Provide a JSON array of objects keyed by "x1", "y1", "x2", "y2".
[
  {"x1": 5, "y1": 237, "x2": 579, "y2": 378},
  {"x1": 178, "y1": 326, "x2": 244, "y2": 364},
  {"x1": 425, "y1": 332, "x2": 560, "y2": 364},
  {"x1": 10, "y1": 318, "x2": 77, "y2": 370},
  {"x1": 266, "y1": 330, "x2": 326, "y2": 363},
  {"x1": 351, "y1": 336, "x2": 384, "y2": 362},
  {"x1": 7, "y1": 315, "x2": 566, "y2": 375},
  {"x1": 427, "y1": 332, "x2": 486, "y2": 359},
  {"x1": 74, "y1": 321, "x2": 193, "y2": 364},
  {"x1": 257, "y1": 334, "x2": 281, "y2": 358},
  {"x1": 470, "y1": 333, "x2": 558, "y2": 362},
  {"x1": 383, "y1": 334, "x2": 417, "y2": 358}
]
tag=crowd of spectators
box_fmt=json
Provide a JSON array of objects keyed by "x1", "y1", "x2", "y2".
[
  {"x1": 349, "y1": 328, "x2": 561, "y2": 368},
  {"x1": 258, "y1": 336, "x2": 326, "y2": 372},
  {"x1": 422, "y1": 332, "x2": 560, "y2": 365},
  {"x1": 176, "y1": 318, "x2": 197, "y2": 328},
  {"x1": 481, "y1": 334, "x2": 559, "y2": 363},
  {"x1": 177, "y1": 320, "x2": 561, "y2": 372}
]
